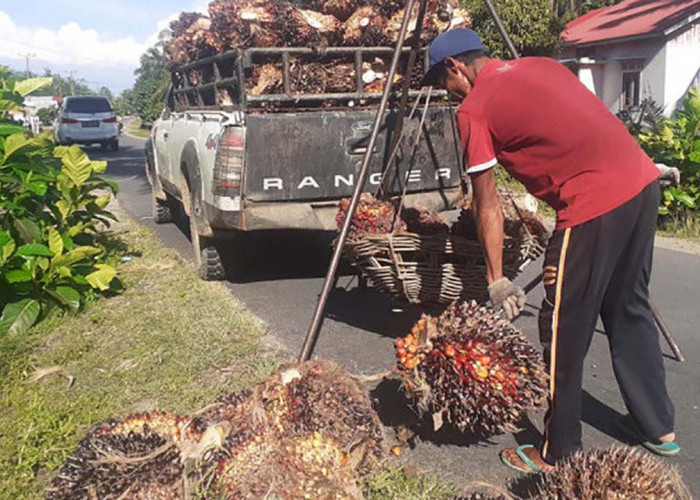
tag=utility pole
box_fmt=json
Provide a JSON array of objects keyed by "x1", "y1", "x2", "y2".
[
  {"x1": 63, "y1": 70, "x2": 78, "y2": 95},
  {"x1": 18, "y1": 52, "x2": 36, "y2": 77}
]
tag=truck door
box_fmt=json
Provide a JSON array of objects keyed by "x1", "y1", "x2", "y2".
[{"x1": 153, "y1": 101, "x2": 174, "y2": 186}]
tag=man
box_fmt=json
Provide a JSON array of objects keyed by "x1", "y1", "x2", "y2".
[{"x1": 423, "y1": 28, "x2": 679, "y2": 472}]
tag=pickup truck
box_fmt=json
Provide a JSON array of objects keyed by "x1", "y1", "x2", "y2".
[{"x1": 146, "y1": 46, "x2": 464, "y2": 280}]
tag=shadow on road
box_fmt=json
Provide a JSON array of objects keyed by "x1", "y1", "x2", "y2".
[
  {"x1": 325, "y1": 288, "x2": 423, "y2": 337},
  {"x1": 371, "y1": 378, "x2": 500, "y2": 448}
]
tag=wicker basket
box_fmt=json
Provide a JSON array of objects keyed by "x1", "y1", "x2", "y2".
[{"x1": 344, "y1": 225, "x2": 546, "y2": 306}]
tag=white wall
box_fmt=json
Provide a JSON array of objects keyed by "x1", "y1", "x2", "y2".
[
  {"x1": 664, "y1": 22, "x2": 700, "y2": 114},
  {"x1": 561, "y1": 38, "x2": 667, "y2": 114}
]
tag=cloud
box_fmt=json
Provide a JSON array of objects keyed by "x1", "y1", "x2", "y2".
[
  {"x1": 0, "y1": 0, "x2": 210, "y2": 92},
  {"x1": 0, "y1": 11, "x2": 147, "y2": 69}
]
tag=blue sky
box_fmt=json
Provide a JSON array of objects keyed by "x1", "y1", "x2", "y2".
[{"x1": 0, "y1": 0, "x2": 208, "y2": 93}]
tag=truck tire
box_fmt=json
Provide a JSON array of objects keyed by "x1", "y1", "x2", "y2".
[
  {"x1": 198, "y1": 243, "x2": 226, "y2": 281},
  {"x1": 152, "y1": 194, "x2": 173, "y2": 224},
  {"x1": 182, "y1": 170, "x2": 226, "y2": 281}
]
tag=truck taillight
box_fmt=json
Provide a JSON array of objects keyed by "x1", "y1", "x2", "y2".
[
  {"x1": 102, "y1": 117, "x2": 118, "y2": 123},
  {"x1": 213, "y1": 127, "x2": 245, "y2": 198},
  {"x1": 61, "y1": 118, "x2": 78, "y2": 124}
]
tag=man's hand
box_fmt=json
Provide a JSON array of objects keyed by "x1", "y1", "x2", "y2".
[
  {"x1": 488, "y1": 278, "x2": 526, "y2": 320},
  {"x1": 656, "y1": 163, "x2": 680, "y2": 187}
]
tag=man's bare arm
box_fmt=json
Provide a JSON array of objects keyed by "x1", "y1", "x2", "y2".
[{"x1": 470, "y1": 168, "x2": 503, "y2": 284}]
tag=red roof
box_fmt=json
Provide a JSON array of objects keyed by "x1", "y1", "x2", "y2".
[{"x1": 561, "y1": 0, "x2": 700, "y2": 45}]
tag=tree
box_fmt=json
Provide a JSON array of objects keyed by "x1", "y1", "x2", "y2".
[
  {"x1": 98, "y1": 86, "x2": 114, "y2": 100},
  {"x1": 550, "y1": 0, "x2": 624, "y2": 24},
  {"x1": 464, "y1": 0, "x2": 563, "y2": 59},
  {"x1": 128, "y1": 44, "x2": 170, "y2": 126}
]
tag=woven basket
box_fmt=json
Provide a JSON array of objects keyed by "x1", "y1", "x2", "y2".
[{"x1": 344, "y1": 224, "x2": 546, "y2": 306}]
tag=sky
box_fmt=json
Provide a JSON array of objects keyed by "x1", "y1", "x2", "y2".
[{"x1": 0, "y1": 0, "x2": 209, "y2": 94}]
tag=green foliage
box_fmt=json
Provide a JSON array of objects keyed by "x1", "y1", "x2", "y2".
[
  {"x1": 552, "y1": 0, "x2": 624, "y2": 24},
  {"x1": 128, "y1": 46, "x2": 170, "y2": 126},
  {"x1": 463, "y1": 0, "x2": 562, "y2": 58},
  {"x1": 0, "y1": 80, "x2": 119, "y2": 335},
  {"x1": 636, "y1": 89, "x2": 700, "y2": 235},
  {"x1": 37, "y1": 106, "x2": 58, "y2": 126}
]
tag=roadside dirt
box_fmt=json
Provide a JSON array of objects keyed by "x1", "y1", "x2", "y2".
[{"x1": 655, "y1": 235, "x2": 700, "y2": 256}]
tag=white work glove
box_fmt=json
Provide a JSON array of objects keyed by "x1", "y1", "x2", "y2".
[
  {"x1": 488, "y1": 278, "x2": 526, "y2": 320},
  {"x1": 656, "y1": 163, "x2": 680, "y2": 187}
]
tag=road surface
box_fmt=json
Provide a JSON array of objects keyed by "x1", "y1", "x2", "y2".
[{"x1": 100, "y1": 133, "x2": 699, "y2": 495}]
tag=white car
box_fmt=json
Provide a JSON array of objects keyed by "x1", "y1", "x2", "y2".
[{"x1": 54, "y1": 96, "x2": 119, "y2": 151}]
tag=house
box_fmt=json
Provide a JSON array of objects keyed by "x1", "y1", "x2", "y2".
[{"x1": 560, "y1": 0, "x2": 700, "y2": 116}]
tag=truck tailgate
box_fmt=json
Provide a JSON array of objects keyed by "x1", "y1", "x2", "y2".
[{"x1": 243, "y1": 107, "x2": 462, "y2": 202}]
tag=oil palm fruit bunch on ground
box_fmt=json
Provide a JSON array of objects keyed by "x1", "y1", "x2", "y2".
[
  {"x1": 530, "y1": 446, "x2": 691, "y2": 500},
  {"x1": 337, "y1": 193, "x2": 407, "y2": 240},
  {"x1": 396, "y1": 301, "x2": 548, "y2": 435},
  {"x1": 47, "y1": 412, "x2": 197, "y2": 499},
  {"x1": 216, "y1": 431, "x2": 363, "y2": 498}
]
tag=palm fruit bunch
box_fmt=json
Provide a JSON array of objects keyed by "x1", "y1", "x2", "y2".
[
  {"x1": 210, "y1": 361, "x2": 383, "y2": 497},
  {"x1": 47, "y1": 412, "x2": 197, "y2": 499},
  {"x1": 164, "y1": 14, "x2": 217, "y2": 68},
  {"x1": 216, "y1": 431, "x2": 361, "y2": 498},
  {"x1": 395, "y1": 301, "x2": 548, "y2": 435},
  {"x1": 530, "y1": 446, "x2": 691, "y2": 500},
  {"x1": 342, "y1": 6, "x2": 389, "y2": 46},
  {"x1": 402, "y1": 206, "x2": 450, "y2": 235},
  {"x1": 247, "y1": 360, "x2": 385, "y2": 475},
  {"x1": 337, "y1": 192, "x2": 408, "y2": 240}
]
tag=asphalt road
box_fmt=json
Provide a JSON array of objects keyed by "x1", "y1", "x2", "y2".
[{"x1": 101, "y1": 133, "x2": 699, "y2": 495}]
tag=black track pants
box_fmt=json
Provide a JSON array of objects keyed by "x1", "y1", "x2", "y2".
[{"x1": 538, "y1": 181, "x2": 674, "y2": 464}]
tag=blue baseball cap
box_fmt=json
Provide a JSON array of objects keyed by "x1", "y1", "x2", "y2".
[{"x1": 423, "y1": 28, "x2": 484, "y2": 85}]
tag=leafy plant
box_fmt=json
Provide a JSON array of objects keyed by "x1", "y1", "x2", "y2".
[
  {"x1": 464, "y1": 0, "x2": 562, "y2": 59},
  {"x1": 0, "y1": 77, "x2": 119, "y2": 336},
  {"x1": 37, "y1": 106, "x2": 58, "y2": 126},
  {"x1": 636, "y1": 88, "x2": 700, "y2": 235}
]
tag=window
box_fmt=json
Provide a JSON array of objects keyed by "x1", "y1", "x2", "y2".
[
  {"x1": 621, "y1": 59, "x2": 644, "y2": 110},
  {"x1": 622, "y1": 71, "x2": 641, "y2": 109},
  {"x1": 65, "y1": 97, "x2": 113, "y2": 113}
]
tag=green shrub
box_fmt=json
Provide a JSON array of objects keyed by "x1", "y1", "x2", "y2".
[
  {"x1": 0, "y1": 78, "x2": 119, "y2": 336},
  {"x1": 635, "y1": 89, "x2": 700, "y2": 235},
  {"x1": 36, "y1": 106, "x2": 57, "y2": 126}
]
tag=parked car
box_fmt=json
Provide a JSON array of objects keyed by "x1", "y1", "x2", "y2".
[{"x1": 54, "y1": 96, "x2": 120, "y2": 151}]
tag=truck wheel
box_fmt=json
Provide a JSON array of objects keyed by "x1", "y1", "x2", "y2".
[
  {"x1": 111, "y1": 139, "x2": 120, "y2": 152},
  {"x1": 198, "y1": 242, "x2": 226, "y2": 281},
  {"x1": 183, "y1": 175, "x2": 226, "y2": 281},
  {"x1": 152, "y1": 194, "x2": 173, "y2": 224}
]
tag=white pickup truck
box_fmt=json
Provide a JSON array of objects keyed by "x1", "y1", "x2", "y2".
[{"x1": 146, "y1": 46, "x2": 464, "y2": 280}]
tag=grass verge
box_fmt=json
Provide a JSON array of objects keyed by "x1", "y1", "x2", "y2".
[
  {"x1": 0, "y1": 204, "x2": 280, "y2": 498},
  {"x1": 124, "y1": 118, "x2": 151, "y2": 139},
  {"x1": 363, "y1": 466, "x2": 457, "y2": 499},
  {"x1": 0, "y1": 203, "x2": 458, "y2": 499}
]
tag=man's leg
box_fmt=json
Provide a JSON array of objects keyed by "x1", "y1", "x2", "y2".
[
  {"x1": 537, "y1": 226, "x2": 602, "y2": 463},
  {"x1": 600, "y1": 182, "x2": 675, "y2": 440}
]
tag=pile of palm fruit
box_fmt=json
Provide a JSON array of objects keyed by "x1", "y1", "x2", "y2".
[
  {"x1": 47, "y1": 361, "x2": 384, "y2": 499},
  {"x1": 164, "y1": 0, "x2": 471, "y2": 95},
  {"x1": 395, "y1": 301, "x2": 548, "y2": 435},
  {"x1": 529, "y1": 446, "x2": 691, "y2": 500}
]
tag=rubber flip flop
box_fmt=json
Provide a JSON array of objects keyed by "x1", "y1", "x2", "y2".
[
  {"x1": 499, "y1": 445, "x2": 543, "y2": 474},
  {"x1": 621, "y1": 414, "x2": 680, "y2": 457}
]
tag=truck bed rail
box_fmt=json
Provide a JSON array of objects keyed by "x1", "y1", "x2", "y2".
[{"x1": 171, "y1": 46, "x2": 448, "y2": 112}]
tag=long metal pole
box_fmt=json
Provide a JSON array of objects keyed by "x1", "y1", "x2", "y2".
[
  {"x1": 378, "y1": 0, "x2": 430, "y2": 198},
  {"x1": 299, "y1": 0, "x2": 420, "y2": 362},
  {"x1": 482, "y1": 0, "x2": 520, "y2": 59}
]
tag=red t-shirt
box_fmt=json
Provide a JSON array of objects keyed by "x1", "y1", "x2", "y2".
[{"x1": 457, "y1": 57, "x2": 659, "y2": 229}]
